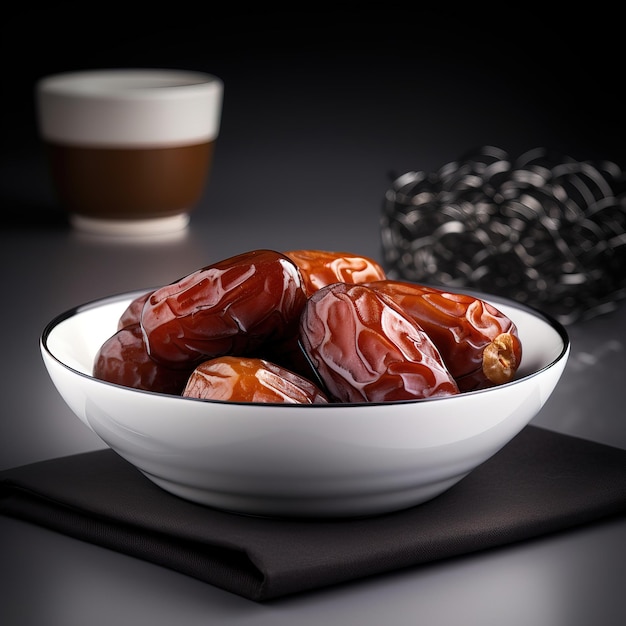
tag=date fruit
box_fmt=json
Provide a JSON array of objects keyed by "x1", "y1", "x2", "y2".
[
  {"x1": 141, "y1": 249, "x2": 308, "y2": 368},
  {"x1": 299, "y1": 282, "x2": 460, "y2": 402},
  {"x1": 183, "y1": 356, "x2": 329, "y2": 404},
  {"x1": 93, "y1": 323, "x2": 192, "y2": 395},
  {"x1": 117, "y1": 291, "x2": 151, "y2": 330},
  {"x1": 284, "y1": 249, "x2": 386, "y2": 296},
  {"x1": 365, "y1": 280, "x2": 522, "y2": 391}
]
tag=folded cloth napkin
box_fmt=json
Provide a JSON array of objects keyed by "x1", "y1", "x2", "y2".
[{"x1": 2, "y1": 425, "x2": 626, "y2": 602}]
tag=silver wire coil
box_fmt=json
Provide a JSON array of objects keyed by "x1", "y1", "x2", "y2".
[{"x1": 380, "y1": 146, "x2": 626, "y2": 324}]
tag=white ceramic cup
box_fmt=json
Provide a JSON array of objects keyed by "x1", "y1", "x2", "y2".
[{"x1": 36, "y1": 69, "x2": 223, "y2": 237}]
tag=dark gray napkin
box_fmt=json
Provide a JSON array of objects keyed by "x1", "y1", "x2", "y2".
[{"x1": 2, "y1": 425, "x2": 626, "y2": 601}]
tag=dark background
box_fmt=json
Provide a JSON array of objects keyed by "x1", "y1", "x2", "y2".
[
  {"x1": 1, "y1": 8, "x2": 625, "y2": 624},
  {"x1": 1, "y1": 4, "x2": 624, "y2": 229}
]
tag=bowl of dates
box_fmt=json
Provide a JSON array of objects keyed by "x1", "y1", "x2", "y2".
[{"x1": 41, "y1": 249, "x2": 570, "y2": 518}]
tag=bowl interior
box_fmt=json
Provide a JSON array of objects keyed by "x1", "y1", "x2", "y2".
[{"x1": 44, "y1": 289, "x2": 568, "y2": 391}]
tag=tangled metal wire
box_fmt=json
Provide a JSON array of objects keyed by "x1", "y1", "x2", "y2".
[{"x1": 380, "y1": 146, "x2": 626, "y2": 324}]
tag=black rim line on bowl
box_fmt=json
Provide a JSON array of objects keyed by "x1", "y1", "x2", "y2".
[{"x1": 40, "y1": 288, "x2": 571, "y2": 409}]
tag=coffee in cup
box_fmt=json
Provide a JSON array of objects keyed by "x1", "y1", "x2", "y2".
[{"x1": 36, "y1": 69, "x2": 223, "y2": 237}]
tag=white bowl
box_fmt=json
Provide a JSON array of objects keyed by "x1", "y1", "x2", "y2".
[{"x1": 40, "y1": 289, "x2": 570, "y2": 518}]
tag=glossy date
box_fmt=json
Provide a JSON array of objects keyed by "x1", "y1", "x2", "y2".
[
  {"x1": 365, "y1": 280, "x2": 522, "y2": 391},
  {"x1": 141, "y1": 249, "x2": 308, "y2": 368},
  {"x1": 183, "y1": 356, "x2": 329, "y2": 404},
  {"x1": 93, "y1": 323, "x2": 193, "y2": 395},
  {"x1": 117, "y1": 291, "x2": 151, "y2": 330},
  {"x1": 283, "y1": 249, "x2": 386, "y2": 296},
  {"x1": 299, "y1": 282, "x2": 460, "y2": 403}
]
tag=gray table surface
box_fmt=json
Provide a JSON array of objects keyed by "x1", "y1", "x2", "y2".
[
  {"x1": 1, "y1": 8, "x2": 625, "y2": 624},
  {"x1": 2, "y1": 193, "x2": 625, "y2": 626}
]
